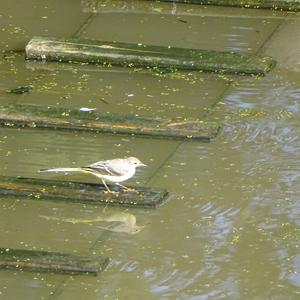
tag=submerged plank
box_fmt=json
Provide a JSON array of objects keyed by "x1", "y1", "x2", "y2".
[
  {"x1": 25, "y1": 36, "x2": 275, "y2": 75},
  {"x1": 153, "y1": 0, "x2": 300, "y2": 11},
  {"x1": 0, "y1": 176, "x2": 169, "y2": 208},
  {"x1": 0, "y1": 248, "x2": 109, "y2": 276},
  {"x1": 0, "y1": 104, "x2": 220, "y2": 142}
]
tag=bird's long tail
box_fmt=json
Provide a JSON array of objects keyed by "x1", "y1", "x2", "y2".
[{"x1": 38, "y1": 167, "x2": 83, "y2": 173}]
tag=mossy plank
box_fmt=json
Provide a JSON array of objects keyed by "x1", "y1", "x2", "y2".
[
  {"x1": 25, "y1": 36, "x2": 275, "y2": 76},
  {"x1": 0, "y1": 176, "x2": 169, "y2": 209},
  {"x1": 0, "y1": 248, "x2": 109, "y2": 276},
  {"x1": 153, "y1": 0, "x2": 300, "y2": 11},
  {"x1": 0, "y1": 104, "x2": 220, "y2": 142}
]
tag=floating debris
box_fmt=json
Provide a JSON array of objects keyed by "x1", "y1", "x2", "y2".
[
  {"x1": 79, "y1": 107, "x2": 96, "y2": 112},
  {"x1": 7, "y1": 86, "x2": 32, "y2": 95},
  {"x1": 178, "y1": 19, "x2": 188, "y2": 24},
  {"x1": 100, "y1": 98, "x2": 109, "y2": 104}
]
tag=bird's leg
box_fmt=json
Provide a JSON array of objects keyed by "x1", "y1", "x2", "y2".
[
  {"x1": 101, "y1": 179, "x2": 111, "y2": 193},
  {"x1": 116, "y1": 183, "x2": 137, "y2": 193}
]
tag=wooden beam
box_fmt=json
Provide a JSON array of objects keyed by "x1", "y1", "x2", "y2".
[
  {"x1": 25, "y1": 36, "x2": 275, "y2": 76},
  {"x1": 151, "y1": 0, "x2": 300, "y2": 11},
  {"x1": 0, "y1": 176, "x2": 169, "y2": 209},
  {"x1": 0, "y1": 248, "x2": 109, "y2": 276},
  {"x1": 0, "y1": 105, "x2": 220, "y2": 142}
]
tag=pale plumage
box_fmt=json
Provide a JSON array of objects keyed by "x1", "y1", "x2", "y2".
[{"x1": 39, "y1": 157, "x2": 146, "y2": 192}]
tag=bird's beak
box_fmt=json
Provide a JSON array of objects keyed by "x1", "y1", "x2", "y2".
[{"x1": 139, "y1": 163, "x2": 147, "y2": 167}]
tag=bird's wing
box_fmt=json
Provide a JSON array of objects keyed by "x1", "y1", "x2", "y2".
[{"x1": 82, "y1": 159, "x2": 125, "y2": 176}]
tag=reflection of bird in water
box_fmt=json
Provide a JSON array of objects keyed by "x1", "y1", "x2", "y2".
[
  {"x1": 40, "y1": 212, "x2": 144, "y2": 235},
  {"x1": 39, "y1": 157, "x2": 147, "y2": 193}
]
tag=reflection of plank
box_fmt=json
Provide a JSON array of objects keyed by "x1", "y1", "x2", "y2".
[
  {"x1": 25, "y1": 36, "x2": 275, "y2": 75},
  {"x1": 0, "y1": 248, "x2": 109, "y2": 276},
  {"x1": 0, "y1": 176, "x2": 169, "y2": 209},
  {"x1": 151, "y1": 0, "x2": 300, "y2": 11},
  {"x1": 0, "y1": 105, "x2": 220, "y2": 142}
]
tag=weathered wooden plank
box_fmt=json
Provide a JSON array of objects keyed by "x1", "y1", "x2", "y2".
[
  {"x1": 152, "y1": 0, "x2": 300, "y2": 11},
  {"x1": 0, "y1": 176, "x2": 169, "y2": 209},
  {"x1": 0, "y1": 248, "x2": 109, "y2": 276},
  {"x1": 25, "y1": 36, "x2": 275, "y2": 76},
  {"x1": 0, "y1": 105, "x2": 220, "y2": 142}
]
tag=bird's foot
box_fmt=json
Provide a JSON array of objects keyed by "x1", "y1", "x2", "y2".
[
  {"x1": 116, "y1": 183, "x2": 138, "y2": 193},
  {"x1": 123, "y1": 187, "x2": 138, "y2": 193},
  {"x1": 103, "y1": 190, "x2": 119, "y2": 195}
]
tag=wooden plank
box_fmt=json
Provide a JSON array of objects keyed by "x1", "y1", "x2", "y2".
[
  {"x1": 152, "y1": 0, "x2": 300, "y2": 11},
  {"x1": 0, "y1": 176, "x2": 169, "y2": 209},
  {"x1": 0, "y1": 104, "x2": 220, "y2": 142},
  {"x1": 25, "y1": 36, "x2": 275, "y2": 76},
  {"x1": 0, "y1": 248, "x2": 109, "y2": 276}
]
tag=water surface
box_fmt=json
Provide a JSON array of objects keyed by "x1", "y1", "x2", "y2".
[{"x1": 0, "y1": 1, "x2": 300, "y2": 299}]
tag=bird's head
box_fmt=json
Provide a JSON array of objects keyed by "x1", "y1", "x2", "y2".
[{"x1": 127, "y1": 157, "x2": 147, "y2": 168}]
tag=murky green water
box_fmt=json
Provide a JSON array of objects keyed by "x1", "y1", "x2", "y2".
[{"x1": 0, "y1": 0, "x2": 300, "y2": 299}]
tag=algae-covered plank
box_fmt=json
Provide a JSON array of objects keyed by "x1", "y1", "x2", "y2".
[
  {"x1": 0, "y1": 104, "x2": 220, "y2": 142},
  {"x1": 0, "y1": 248, "x2": 109, "y2": 276},
  {"x1": 0, "y1": 176, "x2": 169, "y2": 208},
  {"x1": 154, "y1": 0, "x2": 300, "y2": 11},
  {"x1": 25, "y1": 36, "x2": 275, "y2": 75}
]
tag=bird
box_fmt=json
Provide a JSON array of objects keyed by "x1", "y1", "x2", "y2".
[{"x1": 39, "y1": 157, "x2": 147, "y2": 192}]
